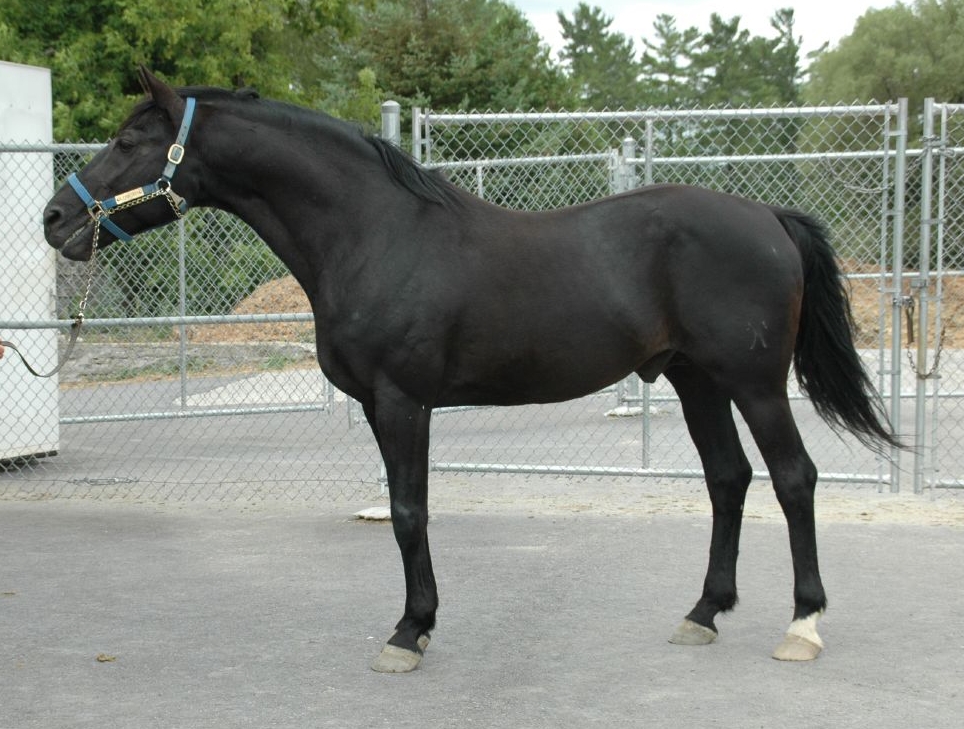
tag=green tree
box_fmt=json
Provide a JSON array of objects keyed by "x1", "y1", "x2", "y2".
[
  {"x1": 766, "y1": 8, "x2": 803, "y2": 105},
  {"x1": 350, "y1": 0, "x2": 568, "y2": 112},
  {"x1": 634, "y1": 8, "x2": 803, "y2": 109},
  {"x1": 806, "y1": 0, "x2": 964, "y2": 108},
  {"x1": 805, "y1": 1, "x2": 964, "y2": 268},
  {"x1": 693, "y1": 14, "x2": 786, "y2": 106},
  {"x1": 557, "y1": 3, "x2": 640, "y2": 108},
  {"x1": 0, "y1": 0, "x2": 358, "y2": 139},
  {"x1": 639, "y1": 14, "x2": 702, "y2": 107}
]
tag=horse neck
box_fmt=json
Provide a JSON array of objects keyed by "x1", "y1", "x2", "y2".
[{"x1": 193, "y1": 112, "x2": 404, "y2": 294}]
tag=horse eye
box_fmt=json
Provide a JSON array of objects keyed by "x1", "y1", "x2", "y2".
[{"x1": 115, "y1": 136, "x2": 137, "y2": 152}]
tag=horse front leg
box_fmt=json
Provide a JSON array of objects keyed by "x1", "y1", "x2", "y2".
[{"x1": 364, "y1": 393, "x2": 437, "y2": 673}]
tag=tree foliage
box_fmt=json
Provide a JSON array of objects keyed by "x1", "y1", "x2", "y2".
[
  {"x1": 557, "y1": 3, "x2": 639, "y2": 108},
  {"x1": 693, "y1": 12, "x2": 802, "y2": 106},
  {"x1": 806, "y1": 0, "x2": 964, "y2": 107},
  {"x1": 1, "y1": 0, "x2": 817, "y2": 139},
  {"x1": 348, "y1": 0, "x2": 569, "y2": 112},
  {"x1": 0, "y1": 0, "x2": 358, "y2": 138},
  {"x1": 638, "y1": 14, "x2": 702, "y2": 107},
  {"x1": 558, "y1": 5, "x2": 804, "y2": 109}
]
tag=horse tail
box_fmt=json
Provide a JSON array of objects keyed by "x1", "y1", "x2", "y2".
[{"x1": 770, "y1": 206, "x2": 902, "y2": 453}]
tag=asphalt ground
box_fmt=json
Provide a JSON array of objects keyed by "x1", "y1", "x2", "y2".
[{"x1": 2, "y1": 493, "x2": 963, "y2": 728}]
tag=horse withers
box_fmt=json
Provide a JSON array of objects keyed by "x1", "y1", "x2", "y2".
[{"x1": 42, "y1": 68, "x2": 900, "y2": 672}]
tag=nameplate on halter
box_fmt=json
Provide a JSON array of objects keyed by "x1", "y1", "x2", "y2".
[{"x1": 113, "y1": 187, "x2": 148, "y2": 205}]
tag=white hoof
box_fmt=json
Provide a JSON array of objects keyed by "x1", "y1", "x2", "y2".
[
  {"x1": 772, "y1": 633, "x2": 823, "y2": 661},
  {"x1": 370, "y1": 634, "x2": 430, "y2": 673},
  {"x1": 668, "y1": 619, "x2": 718, "y2": 646},
  {"x1": 772, "y1": 614, "x2": 824, "y2": 661}
]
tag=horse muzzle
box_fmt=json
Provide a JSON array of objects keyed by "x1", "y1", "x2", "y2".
[{"x1": 42, "y1": 202, "x2": 96, "y2": 261}]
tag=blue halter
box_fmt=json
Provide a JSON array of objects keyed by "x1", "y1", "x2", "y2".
[{"x1": 67, "y1": 96, "x2": 197, "y2": 242}]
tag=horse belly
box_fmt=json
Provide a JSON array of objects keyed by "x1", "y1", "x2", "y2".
[{"x1": 439, "y1": 318, "x2": 663, "y2": 407}]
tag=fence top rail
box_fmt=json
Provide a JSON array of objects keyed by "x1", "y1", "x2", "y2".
[
  {"x1": 424, "y1": 147, "x2": 925, "y2": 172},
  {"x1": 933, "y1": 102, "x2": 964, "y2": 113},
  {"x1": 630, "y1": 148, "x2": 924, "y2": 165},
  {"x1": 0, "y1": 142, "x2": 104, "y2": 153},
  {"x1": 420, "y1": 103, "x2": 901, "y2": 127},
  {"x1": 0, "y1": 313, "x2": 315, "y2": 330},
  {"x1": 428, "y1": 152, "x2": 610, "y2": 171}
]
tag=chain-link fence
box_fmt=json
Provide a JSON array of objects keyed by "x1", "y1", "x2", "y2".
[
  {"x1": 1, "y1": 99, "x2": 958, "y2": 502},
  {"x1": 412, "y1": 103, "x2": 924, "y2": 490},
  {"x1": 914, "y1": 101, "x2": 964, "y2": 492}
]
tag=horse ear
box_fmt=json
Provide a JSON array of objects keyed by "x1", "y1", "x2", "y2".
[{"x1": 137, "y1": 66, "x2": 185, "y2": 121}]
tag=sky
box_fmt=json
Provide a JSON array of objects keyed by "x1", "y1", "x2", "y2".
[{"x1": 511, "y1": 1, "x2": 896, "y2": 59}]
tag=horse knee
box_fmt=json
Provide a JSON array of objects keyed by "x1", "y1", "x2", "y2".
[{"x1": 390, "y1": 502, "x2": 428, "y2": 552}]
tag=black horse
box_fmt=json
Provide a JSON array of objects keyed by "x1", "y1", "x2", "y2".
[{"x1": 43, "y1": 69, "x2": 899, "y2": 672}]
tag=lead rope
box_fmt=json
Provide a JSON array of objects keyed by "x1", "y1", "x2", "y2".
[{"x1": 1, "y1": 228, "x2": 100, "y2": 379}]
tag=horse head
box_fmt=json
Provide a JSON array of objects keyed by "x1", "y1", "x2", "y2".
[{"x1": 43, "y1": 68, "x2": 200, "y2": 261}]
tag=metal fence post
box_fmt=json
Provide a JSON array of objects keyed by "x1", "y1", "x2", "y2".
[
  {"x1": 607, "y1": 136, "x2": 651, "y2": 466},
  {"x1": 380, "y1": 100, "x2": 401, "y2": 148},
  {"x1": 643, "y1": 119, "x2": 654, "y2": 185},
  {"x1": 930, "y1": 102, "x2": 951, "y2": 492},
  {"x1": 610, "y1": 138, "x2": 637, "y2": 194},
  {"x1": 887, "y1": 99, "x2": 909, "y2": 492},
  {"x1": 177, "y1": 217, "x2": 188, "y2": 408},
  {"x1": 619, "y1": 135, "x2": 650, "y2": 467},
  {"x1": 608, "y1": 148, "x2": 620, "y2": 194},
  {"x1": 914, "y1": 99, "x2": 938, "y2": 493},
  {"x1": 621, "y1": 137, "x2": 637, "y2": 191},
  {"x1": 411, "y1": 107, "x2": 421, "y2": 161}
]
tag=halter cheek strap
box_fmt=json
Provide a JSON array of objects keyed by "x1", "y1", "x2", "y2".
[{"x1": 67, "y1": 97, "x2": 197, "y2": 241}]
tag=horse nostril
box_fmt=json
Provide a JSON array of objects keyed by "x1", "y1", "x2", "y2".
[{"x1": 42, "y1": 205, "x2": 62, "y2": 232}]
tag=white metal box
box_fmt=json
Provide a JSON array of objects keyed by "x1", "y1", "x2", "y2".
[{"x1": 0, "y1": 61, "x2": 59, "y2": 461}]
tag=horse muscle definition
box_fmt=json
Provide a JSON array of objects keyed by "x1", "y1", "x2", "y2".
[{"x1": 43, "y1": 68, "x2": 900, "y2": 672}]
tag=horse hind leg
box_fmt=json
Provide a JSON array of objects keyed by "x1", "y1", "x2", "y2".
[
  {"x1": 663, "y1": 364, "x2": 753, "y2": 647},
  {"x1": 735, "y1": 389, "x2": 826, "y2": 661}
]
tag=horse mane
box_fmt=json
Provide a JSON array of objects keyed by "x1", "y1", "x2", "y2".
[
  {"x1": 366, "y1": 135, "x2": 463, "y2": 208},
  {"x1": 122, "y1": 85, "x2": 462, "y2": 208}
]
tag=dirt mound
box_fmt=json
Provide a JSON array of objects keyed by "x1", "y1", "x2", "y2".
[
  {"x1": 188, "y1": 276, "x2": 313, "y2": 343},
  {"x1": 847, "y1": 271, "x2": 962, "y2": 349}
]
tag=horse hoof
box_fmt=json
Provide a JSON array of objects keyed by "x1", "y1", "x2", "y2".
[
  {"x1": 772, "y1": 633, "x2": 822, "y2": 661},
  {"x1": 772, "y1": 613, "x2": 824, "y2": 661},
  {"x1": 370, "y1": 634, "x2": 431, "y2": 673},
  {"x1": 668, "y1": 619, "x2": 717, "y2": 646}
]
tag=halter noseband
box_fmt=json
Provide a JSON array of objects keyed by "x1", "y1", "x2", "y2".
[{"x1": 67, "y1": 96, "x2": 197, "y2": 242}]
